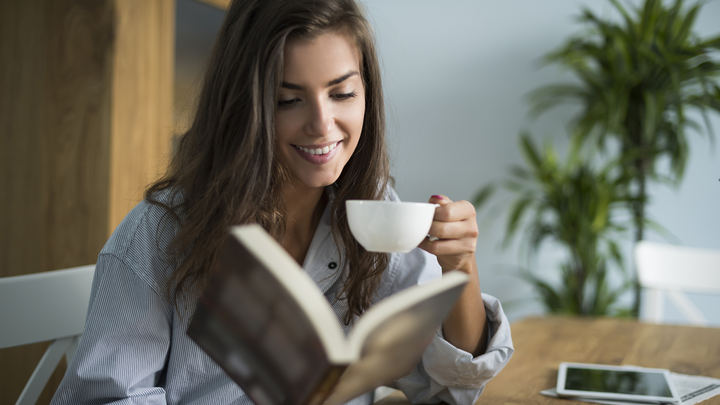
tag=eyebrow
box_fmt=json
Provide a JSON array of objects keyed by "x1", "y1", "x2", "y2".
[{"x1": 281, "y1": 71, "x2": 359, "y2": 90}]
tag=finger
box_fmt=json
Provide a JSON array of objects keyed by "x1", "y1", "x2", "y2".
[
  {"x1": 420, "y1": 237, "x2": 477, "y2": 257},
  {"x1": 427, "y1": 219, "x2": 479, "y2": 240},
  {"x1": 433, "y1": 200, "x2": 477, "y2": 223},
  {"x1": 428, "y1": 194, "x2": 452, "y2": 206}
]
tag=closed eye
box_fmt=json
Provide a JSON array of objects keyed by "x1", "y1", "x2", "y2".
[
  {"x1": 277, "y1": 91, "x2": 357, "y2": 108},
  {"x1": 332, "y1": 91, "x2": 357, "y2": 100},
  {"x1": 278, "y1": 98, "x2": 300, "y2": 108}
]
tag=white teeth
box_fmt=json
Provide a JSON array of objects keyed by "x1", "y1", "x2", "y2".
[{"x1": 296, "y1": 142, "x2": 338, "y2": 156}]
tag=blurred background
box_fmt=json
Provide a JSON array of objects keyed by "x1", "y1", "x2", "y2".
[
  {"x1": 1, "y1": 0, "x2": 718, "y2": 403},
  {"x1": 175, "y1": 0, "x2": 720, "y2": 325},
  {"x1": 355, "y1": 0, "x2": 720, "y2": 324}
]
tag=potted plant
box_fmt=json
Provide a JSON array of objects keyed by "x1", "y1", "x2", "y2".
[
  {"x1": 529, "y1": 0, "x2": 720, "y2": 315},
  {"x1": 474, "y1": 134, "x2": 634, "y2": 316}
]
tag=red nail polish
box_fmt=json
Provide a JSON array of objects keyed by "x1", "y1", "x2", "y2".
[{"x1": 431, "y1": 195, "x2": 443, "y2": 200}]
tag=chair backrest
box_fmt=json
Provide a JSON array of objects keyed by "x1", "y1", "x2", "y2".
[
  {"x1": 0, "y1": 265, "x2": 95, "y2": 405},
  {"x1": 635, "y1": 241, "x2": 720, "y2": 326}
]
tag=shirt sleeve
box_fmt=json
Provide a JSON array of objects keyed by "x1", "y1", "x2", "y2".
[
  {"x1": 383, "y1": 248, "x2": 514, "y2": 405},
  {"x1": 50, "y1": 253, "x2": 172, "y2": 405}
]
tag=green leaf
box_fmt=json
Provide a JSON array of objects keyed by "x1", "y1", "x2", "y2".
[
  {"x1": 472, "y1": 184, "x2": 496, "y2": 209},
  {"x1": 519, "y1": 133, "x2": 543, "y2": 170},
  {"x1": 503, "y1": 197, "x2": 534, "y2": 248},
  {"x1": 639, "y1": 0, "x2": 660, "y2": 43},
  {"x1": 509, "y1": 165, "x2": 532, "y2": 181},
  {"x1": 609, "y1": 0, "x2": 635, "y2": 33},
  {"x1": 675, "y1": 3, "x2": 699, "y2": 46}
]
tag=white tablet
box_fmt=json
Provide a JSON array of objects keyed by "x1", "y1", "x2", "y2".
[{"x1": 556, "y1": 362, "x2": 681, "y2": 404}]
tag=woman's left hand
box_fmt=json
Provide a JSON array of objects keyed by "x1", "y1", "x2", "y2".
[
  {"x1": 419, "y1": 194, "x2": 488, "y2": 356},
  {"x1": 418, "y1": 194, "x2": 479, "y2": 274}
]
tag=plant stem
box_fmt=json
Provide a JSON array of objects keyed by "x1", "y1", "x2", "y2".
[
  {"x1": 625, "y1": 91, "x2": 647, "y2": 318},
  {"x1": 631, "y1": 157, "x2": 647, "y2": 317}
]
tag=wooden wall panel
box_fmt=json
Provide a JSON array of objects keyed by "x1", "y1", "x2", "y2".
[
  {"x1": 0, "y1": 2, "x2": 66, "y2": 403},
  {"x1": 109, "y1": 0, "x2": 175, "y2": 231},
  {"x1": 1, "y1": 0, "x2": 48, "y2": 280},
  {"x1": 0, "y1": 1, "x2": 174, "y2": 403},
  {"x1": 43, "y1": 0, "x2": 115, "y2": 271}
]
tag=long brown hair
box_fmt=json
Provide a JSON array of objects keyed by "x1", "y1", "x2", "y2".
[{"x1": 146, "y1": 0, "x2": 390, "y2": 323}]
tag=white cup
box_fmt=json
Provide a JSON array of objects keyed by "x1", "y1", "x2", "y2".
[{"x1": 346, "y1": 200, "x2": 438, "y2": 253}]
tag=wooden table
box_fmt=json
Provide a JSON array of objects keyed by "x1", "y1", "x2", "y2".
[{"x1": 378, "y1": 316, "x2": 720, "y2": 404}]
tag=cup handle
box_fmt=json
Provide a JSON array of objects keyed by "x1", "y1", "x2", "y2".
[{"x1": 427, "y1": 204, "x2": 441, "y2": 241}]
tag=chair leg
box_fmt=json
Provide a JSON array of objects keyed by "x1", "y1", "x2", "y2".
[
  {"x1": 644, "y1": 289, "x2": 664, "y2": 324},
  {"x1": 16, "y1": 337, "x2": 73, "y2": 405},
  {"x1": 65, "y1": 335, "x2": 80, "y2": 364}
]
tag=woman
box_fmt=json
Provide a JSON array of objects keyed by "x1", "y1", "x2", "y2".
[{"x1": 51, "y1": 0, "x2": 513, "y2": 404}]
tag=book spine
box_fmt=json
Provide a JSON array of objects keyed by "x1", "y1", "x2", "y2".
[{"x1": 304, "y1": 365, "x2": 347, "y2": 405}]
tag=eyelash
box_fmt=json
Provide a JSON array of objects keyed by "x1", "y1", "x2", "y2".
[
  {"x1": 277, "y1": 92, "x2": 358, "y2": 108},
  {"x1": 332, "y1": 91, "x2": 357, "y2": 100},
  {"x1": 277, "y1": 98, "x2": 300, "y2": 108}
]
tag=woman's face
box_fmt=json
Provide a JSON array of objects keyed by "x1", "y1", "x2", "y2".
[{"x1": 275, "y1": 31, "x2": 365, "y2": 192}]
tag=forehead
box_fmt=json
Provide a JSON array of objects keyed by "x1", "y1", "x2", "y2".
[{"x1": 282, "y1": 31, "x2": 361, "y2": 82}]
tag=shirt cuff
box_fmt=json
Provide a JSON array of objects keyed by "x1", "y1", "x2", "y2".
[{"x1": 421, "y1": 293, "x2": 514, "y2": 389}]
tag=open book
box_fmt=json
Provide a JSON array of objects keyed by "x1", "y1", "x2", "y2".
[{"x1": 187, "y1": 224, "x2": 468, "y2": 405}]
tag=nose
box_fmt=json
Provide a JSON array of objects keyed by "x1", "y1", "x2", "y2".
[{"x1": 304, "y1": 97, "x2": 333, "y2": 136}]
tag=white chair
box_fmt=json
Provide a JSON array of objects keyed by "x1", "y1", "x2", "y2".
[
  {"x1": 635, "y1": 241, "x2": 720, "y2": 326},
  {"x1": 0, "y1": 265, "x2": 95, "y2": 405}
]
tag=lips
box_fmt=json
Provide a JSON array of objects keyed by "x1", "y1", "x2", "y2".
[
  {"x1": 293, "y1": 141, "x2": 340, "y2": 156},
  {"x1": 292, "y1": 141, "x2": 342, "y2": 164}
]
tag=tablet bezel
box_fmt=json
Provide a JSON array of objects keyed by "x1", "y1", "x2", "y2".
[{"x1": 556, "y1": 362, "x2": 681, "y2": 404}]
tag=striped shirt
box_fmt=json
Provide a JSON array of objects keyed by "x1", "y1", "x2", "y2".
[{"x1": 50, "y1": 189, "x2": 513, "y2": 405}]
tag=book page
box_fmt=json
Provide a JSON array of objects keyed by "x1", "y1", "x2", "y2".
[{"x1": 231, "y1": 225, "x2": 351, "y2": 362}]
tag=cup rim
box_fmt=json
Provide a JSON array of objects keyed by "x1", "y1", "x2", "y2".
[{"x1": 346, "y1": 199, "x2": 438, "y2": 208}]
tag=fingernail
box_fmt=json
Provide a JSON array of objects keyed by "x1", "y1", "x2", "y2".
[{"x1": 431, "y1": 195, "x2": 443, "y2": 200}]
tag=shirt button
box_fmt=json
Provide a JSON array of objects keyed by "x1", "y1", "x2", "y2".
[{"x1": 328, "y1": 262, "x2": 337, "y2": 269}]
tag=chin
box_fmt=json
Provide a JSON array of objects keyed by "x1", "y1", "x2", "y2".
[
  {"x1": 304, "y1": 179, "x2": 338, "y2": 189},
  {"x1": 297, "y1": 173, "x2": 341, "y2": 190}
]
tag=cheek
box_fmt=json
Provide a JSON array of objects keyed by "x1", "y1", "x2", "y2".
[
  {"x1": 355, "y1": 105, "x2": 366, "y2": 133},
  {"x1": 274, "y1": 112, "x2": 297, "y2": 144},
  {"x1": 346, "y1": 99, "x2": 366, "y2": 142}
]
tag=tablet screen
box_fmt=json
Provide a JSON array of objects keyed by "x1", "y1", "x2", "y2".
[{"x1": 565, "y1": 367, "x2": 673, "y2": 397}]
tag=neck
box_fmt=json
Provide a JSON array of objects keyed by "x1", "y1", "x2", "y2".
[{"x1": 281, "y1": 181, "x2": 328, "y2": 264}]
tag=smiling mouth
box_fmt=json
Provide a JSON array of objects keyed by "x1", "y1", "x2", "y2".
[{"x1": 293, "y1": 141, "x2": 341, "y2": 156}]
